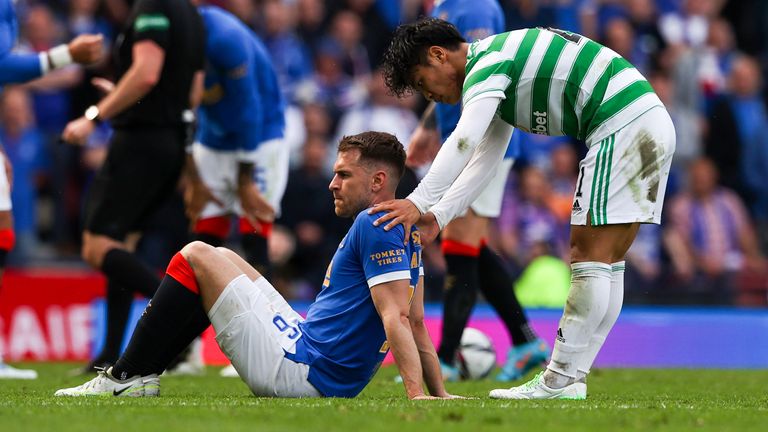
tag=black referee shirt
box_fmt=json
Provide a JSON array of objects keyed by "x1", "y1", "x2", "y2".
[{"x1": 111, "y1": 0, "x2": 204, "y2": 128}]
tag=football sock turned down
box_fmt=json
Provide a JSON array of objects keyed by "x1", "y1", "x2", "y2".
[
  {"x1": 437, "y1": 240, "x2": 480, "y2": 364},
  {"x1": 576, "y1": 261, "x2": 625, "y2": 380},
  {"x1": 478, "y1": 245, "x2": 538, "y2": 345},
  {"x1": 112, "y1": 253, "x2": 209, "y2": 379},
  {"x1": 545, "y1": 262, "x2": 611, "y2": 388},
  {"x1": 101, "y1": 248, "x2": 160, "y2": 298}
]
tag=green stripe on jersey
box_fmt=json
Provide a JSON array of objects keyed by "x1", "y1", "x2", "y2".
[
  {"x1": 530, "y1": 35, "x2": 567, "y2": 135},
  {"x1": 496, "y1": 28, "x2": 540, "y2": 126},
  {"x1": 561, "y1": 41, "x2": 602, "y2": 137},
  {"x1": 579, "y1": 57, "x2": 633, "y2": 139},
  {"x1": 586, "y1": 80, "x2": 655, "y2": 137},
  {"x1": 465, "y1": 32, "x2": 510, "y2": 73},
  {"x1": 135, "y1": 14, "x2": 170, "y2": 33}
]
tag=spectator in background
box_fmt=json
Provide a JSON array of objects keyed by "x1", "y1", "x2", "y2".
[
  {"x1": 697, "y1": 18, "x2": 737, "y2": 103},
  {"x1": 334, "y1": 69, "x2": 418, "y2": 150},
  {"x1": 603, "y1": 16, "x2": 651, "y2": 74},
  {"x1": 296, "y1": 0, "x2": 327, "y2": 53},
  {"x1": 224, "y1": 0, "x2": 258, "y2": 29},
  {"x1": 0, "y1": 87, "x2": 46, "y2": 263},
  {"x1": 649, "y1": 72, "x2": 701, "y2": 176},
  {"x1": 338, "y1": 0, "x2": 392, "y2": 69},
  {"x1": 706, "y1": 55, "x2": 768, "y2": 235},
  {"x1": 278, "y1": 135, "x2": 349, "y2": 299},
  {"x1": 261, "y1": 0, "x2": 313, "y2": 104},
  {"x1": 623, "y1": 224, "x2": 663, "y2": 303},
  {"x1": 295, "y1": 38, "x2": 365, "y2": 124},
  {"x1": 664, "y1": 157, "x2": 765, "y2": 304},
  {"x1": 68, "y1": 0, "x2": 113, "y2": 38},
  {"x1": 547, "y1": 143, "x2": 579, "y2": 226},
  {"x1": 21, "y1": 4, "x2": 87, "y2": 254},
  {"x1": 503, "y1": 0, "x2": 558, "y2": 30},
  {"x1": 626, "y1": 0, "x2": 666, "y2": 72},
  {"x1": 496, "y1": 167, "x2": 565, "y2": 269},
  {"x1": 326, "y1": 10, "x2": 370, "y2": 80},
  {"x1": 659, "y1": 0, "x2": 721, "y2": 49}
]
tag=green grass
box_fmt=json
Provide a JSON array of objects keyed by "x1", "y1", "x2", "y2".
[{"x1": 1, "y1": 364, "x2": 767, "y2": 431}]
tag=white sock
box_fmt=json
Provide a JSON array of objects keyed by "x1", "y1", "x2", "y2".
[
  {"x1": 544, "y1": 262, "x2": 612, "y2": 388},
  {"x1": 576, "y1": 261, "x2": 625, "y2": 380}
]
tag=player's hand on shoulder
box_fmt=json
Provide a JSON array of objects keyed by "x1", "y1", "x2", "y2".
[
  {"x1": 369, "y1": 199, "x2": 421, "y2": 245},
  {"x1": 68, "y1": 34, "x2": 104, "y2": 65}
]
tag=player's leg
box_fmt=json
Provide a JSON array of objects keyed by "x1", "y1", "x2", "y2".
[
  {"x1": 0, "y1": 161, "x2": 37, "y2": 378},
  {"x1": 191, "y1": 243, "x2": 318, "y2": 397},
  {"x1": 239, "y1": 138, "x2": 290, "y2": 275},
  {"x1": 490, "y1": 106, "x2": 676, "y2": 399},
  {"x1": 54, "y1": 242, "x2": 223, "y2": 396},
  {"x1": 80, "y1": 128, "x2": 185, "y2": 371},
  {"x1": 468, "y1": 158, "x2": 549, "y2": 381},
  {"x1": 436, "y1": 212, "x2": 485, "y2": 380}
]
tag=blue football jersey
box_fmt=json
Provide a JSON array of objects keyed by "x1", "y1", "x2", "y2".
[
  {"x1": 431, "y1": 0, "x2": 519, "y2": 159},
  {"x1": 197, "y1": 6, "x2": 285, "y2": 152},
  {"x1": 286, "y1": 209, "x2": 423, "y2": 397},
  {"x1": 0, "y1": 0, "x2": 44, "y2": 88}
]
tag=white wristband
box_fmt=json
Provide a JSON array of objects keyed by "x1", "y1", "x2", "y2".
[{"x1": 47, "y1": 44, "x2": 73, "y2": 69}]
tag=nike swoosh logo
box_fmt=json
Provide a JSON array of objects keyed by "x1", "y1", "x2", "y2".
[{"x1": 113, "y1": 385, "x2": 133, "y2": 396}]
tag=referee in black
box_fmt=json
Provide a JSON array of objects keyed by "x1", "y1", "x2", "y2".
[{"x1": 62, "y1": 0, "x2": 205, "y2": 372}]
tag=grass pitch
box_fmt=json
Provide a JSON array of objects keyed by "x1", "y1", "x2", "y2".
[{"x1": 1, "y1": 363, "x2": 767, "y2": 432}]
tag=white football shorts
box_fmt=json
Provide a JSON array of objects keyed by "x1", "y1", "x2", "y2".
[
  {"x1": 571, "y1": 105, "x2": 676, "y2": 226},
  {"x1": 208, "y1": 274, "x2": 321, "y2": 397},
  {"x1": 192, "y1": 138, "x2": 290, "y2": 220},
  {"x1": 467, "y1": 158, "x2": 514, "y2": 218}
]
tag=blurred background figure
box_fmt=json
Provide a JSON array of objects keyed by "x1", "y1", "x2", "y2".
[
  {"x1": 0, "y1": 87, "x2": 46, "y2": 264},
  {"x1": 664, "y1": 157, "x2": 766, "y2": 305}
]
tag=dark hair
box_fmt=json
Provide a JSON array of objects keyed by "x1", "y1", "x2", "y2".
[
  {"x1": 338, "y1": 131, "x2": 406, "y2": 181},
  {"x1": 381, "y1": 18, "x2": 465, "y2": 98}
]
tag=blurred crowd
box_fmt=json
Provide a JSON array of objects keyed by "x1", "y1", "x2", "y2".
[{"x1": 1, "y1": 0, "x2": 767, "y2": 306}]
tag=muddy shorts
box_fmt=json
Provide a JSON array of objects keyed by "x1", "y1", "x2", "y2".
[{"x1": 570, "y1": 106, "x2": 676, "y2": 226}]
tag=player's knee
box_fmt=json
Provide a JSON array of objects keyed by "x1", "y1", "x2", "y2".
[
  {"x1": 181, "y1": 240, "x2": 216, "y2": 261},
  {"x1": 81, "y1": 239, "x2": 105, "y2": 269},
  {"x1": 214, "y1": 246, "x2": 236, "y2": 260}
]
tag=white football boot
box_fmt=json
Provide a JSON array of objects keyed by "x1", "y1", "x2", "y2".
[
  {"x1": 54, "y1": 367, "x2": 159, "y2": 397},
  {"x1": 0, "y1": 362, "x2": 38, "y2": 379},
  {"x1": 489, "y1": 371, "x2": 587, "y2": 400}
]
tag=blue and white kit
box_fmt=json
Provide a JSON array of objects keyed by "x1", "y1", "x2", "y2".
[
  {"x1": 194, "y1": 5, "x2": 288, "y2": 217},
  {"x1": 207, "y1": 210, "x2": 423, "y2": 397}
]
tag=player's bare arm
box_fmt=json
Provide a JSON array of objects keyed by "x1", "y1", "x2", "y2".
[
  {"x1": 406, "y1": 102, "x2": 441, "y2": 167},
  {"x1": 183, "y1": 154, "x2": 223, "y2": 224},
  {"x1": 63, "y1": 40, "x2": 164, "y2": 145},
  {"x1": 407, "y1": 277, "x2": 465, "y2": 398},
  {"x1": 236, "y1": 161, "x2": 276, "y2": 226},
  {"x1": 370, "y1": 278, "x2": 432, "y2": 399}
]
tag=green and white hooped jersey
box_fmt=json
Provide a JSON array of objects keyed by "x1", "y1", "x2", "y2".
[{"x1": 462, "y1": 27, "x2": 664, "y2": 144}]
